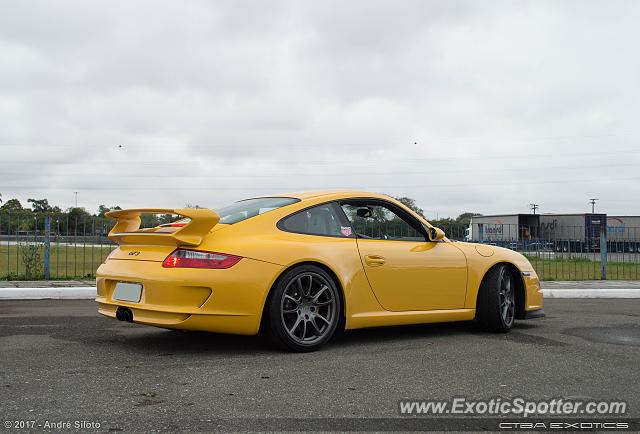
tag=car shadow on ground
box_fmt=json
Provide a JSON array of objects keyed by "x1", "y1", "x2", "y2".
[
  {"x1": 104, "y1": 327, "x2": 274, "y2": 355},
  {"x1": 331, "y1": 321, "x2": 474, "y2": 348},
  {"x1": 93, "y1": 319, "x2": 538, "y2": 355}
]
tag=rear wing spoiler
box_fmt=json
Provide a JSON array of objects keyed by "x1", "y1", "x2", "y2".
[{"x1": 105, "y1": 208, "x2": 220, "y2": 247}]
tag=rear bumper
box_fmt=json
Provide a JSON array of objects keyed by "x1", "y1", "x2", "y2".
[{"x1": 96, "y1": 257, "x2": 283, "y2": 335}]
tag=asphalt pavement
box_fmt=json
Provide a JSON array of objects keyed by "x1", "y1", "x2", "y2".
[{"x1": 1, "y1": 299, "x2": 639, "y2": 432}]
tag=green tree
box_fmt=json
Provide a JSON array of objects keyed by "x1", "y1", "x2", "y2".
[
  {"x1": 1, "y1": 198, "x2": 28, "y2": 234},
  {"x1": 27, "y1": 198, "x2": 53, "y2": 213},
  {"x1": 158, "y1": 214, "x2": 177, "y2": 225},
  {"x1": 65, "y1": 207, "x2": 93, "y2": 234},
  {"x1": 97, "y1": 205, "x2": 110, "y2": 216},
  {"x1": 393, "y1": 196, "x2": 425, "y2": 218},
  {"x1": 140, "y1": 214, "x2": 160, "y2": 228},
  {"x1": 428, "y1": 213, "x2": 482, "y2": 240},
  {"x1": 456, "y1": 212, "x2": 481, "y2": 226},
  {"x1": 97, "y1": 205, "x2": 122, "y2": 217},
  {"x1": 1, "y1": 198, "x2": 24, "y2": 212}
]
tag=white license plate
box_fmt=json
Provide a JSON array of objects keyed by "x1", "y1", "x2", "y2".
[{"x1": 113, "y1": 282, "x2": 143, "y2": 302}]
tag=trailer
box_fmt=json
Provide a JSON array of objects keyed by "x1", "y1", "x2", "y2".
[
  {"x1": 606, "y1": 216, "x2": 640, "y2": 253},
  {"x1": 538, "y1": 213, "x2": 606, "y2": 252},
  {"x1": 467, "y1": 213, "x2": 640, "y2": 253},
  {"x1": 466, "y1": 214, "x2": 540, "y2": 249},
  {"x1": 467, "y1": 213, "x2": 606, "y2": 252}
]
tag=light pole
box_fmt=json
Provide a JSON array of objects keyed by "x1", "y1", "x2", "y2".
[
  {"x1": 530, "y1": 203, "x2": 539, "y2": 214},
  {"x1": 589, "y1": 198, "x2": 598, "y2": 214},
  {"x1": 74, "y1": 191, "x2": 78, "y2": 208}
]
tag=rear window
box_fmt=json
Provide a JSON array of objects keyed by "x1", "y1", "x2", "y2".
[{"x1": 216, "y1": 197, "x2": 299, "y2": 224}]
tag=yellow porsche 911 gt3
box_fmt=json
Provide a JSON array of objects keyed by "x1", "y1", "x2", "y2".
[{"x1": 96, "y1": 191, "x2": 544, "y2": 352}]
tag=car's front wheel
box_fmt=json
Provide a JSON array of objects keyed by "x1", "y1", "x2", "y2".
[
  {"x1": 264, "y1": 265, "x2": 341, "y2": 352},
  {"x1": 476, "y1": 264, "x2": 516, "y2": 332}
]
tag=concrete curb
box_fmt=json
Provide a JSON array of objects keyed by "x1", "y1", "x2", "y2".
[
  {"x1": 0, "y1": 287, "x2": 96, "y2": 300},
  {"x1": 1, "y1": 287, "x2": 640, "y2": 300},
  {"x1": 542, "y1": 288, "x2": 640, "y2": 298}
]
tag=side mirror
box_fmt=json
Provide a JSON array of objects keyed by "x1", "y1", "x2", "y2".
[{"x1": 428, "y1": 227, "x2": 445, "y2": 242}]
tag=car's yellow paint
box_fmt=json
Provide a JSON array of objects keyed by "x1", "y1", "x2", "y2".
[
  {"x1": 107, "y1": 207, "x2": 219, "y2": 246},
  {"x1": 97, "y1": 257, "x2": 282, "y2": 334},
  {"x1": 96, "y1": 190, "x2": 543, "y2": 335},
  {"x1": 354, "y1": 239, "x2": 467, "y2": 311}
]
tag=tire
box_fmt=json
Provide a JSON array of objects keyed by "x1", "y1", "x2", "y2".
[
  {"x1": 264, "y1": 265, "x2": 341, "y2": 352},
  {"x1": 475, "y1": 264, "x2": 516, "y2": 332}
]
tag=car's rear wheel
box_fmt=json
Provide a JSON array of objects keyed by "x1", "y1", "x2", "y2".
[
  {"x1": 476, "y1": 264, "x2": 516, "y2": 332},
  {"x1": 265, "y1": 265, "x2": 341, "y2": 352}
]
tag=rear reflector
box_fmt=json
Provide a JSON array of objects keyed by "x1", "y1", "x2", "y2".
[{"x1": 162, "y1": 249, "x2": 242, "y2": 269}]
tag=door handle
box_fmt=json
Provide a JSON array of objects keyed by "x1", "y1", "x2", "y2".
[{"x1": 364, "y1": 255, "x2": 386, "y2": 266}]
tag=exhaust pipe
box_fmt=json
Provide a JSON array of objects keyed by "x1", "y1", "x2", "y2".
[
  {"x1": 116, "y1": 307, "x2": 134, "y2": 323},
  {"x1": 123, "y1": 309, "x2": 133, "y2": 322}
]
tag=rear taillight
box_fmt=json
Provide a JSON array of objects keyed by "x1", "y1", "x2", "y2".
[
  {"x1": 162, "y1": 249, "x2": 242, "y2": 269},
  {"x1": 160, "y1": 218, "x2": 190, "y2": 228}
]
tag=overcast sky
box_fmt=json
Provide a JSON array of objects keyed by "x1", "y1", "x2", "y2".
[{"x1": 1, "y1": 0, "x2": 639, "y2": 219}]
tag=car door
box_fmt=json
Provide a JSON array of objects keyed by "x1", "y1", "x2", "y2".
[{"x1": 340, "y1": 200, "x2": 467, "y2": 312}]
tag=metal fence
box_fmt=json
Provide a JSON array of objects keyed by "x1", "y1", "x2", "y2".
[
  {"x1": 445, "y1": 223, "x2": 640, "y2": 281},
  {"x1": 0, "y1": 212, "x2": 117, "y2": 280},
  {"x1": 2, "y1": 212, "x2": 640, "y2": 281}
]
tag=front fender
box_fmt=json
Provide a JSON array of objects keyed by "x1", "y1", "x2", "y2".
[{"x1": 453, "y1": 243, "x2": 542, "y2": 312}]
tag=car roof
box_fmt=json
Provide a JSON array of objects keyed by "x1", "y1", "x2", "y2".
[
  {"x1": 266, "y1": 190, "x2": 391, "y2": 201},
  {"x1": 244, "y1": 190, "x2": 434, "y2": 229}
]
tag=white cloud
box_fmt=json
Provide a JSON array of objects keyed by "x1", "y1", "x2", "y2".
[{"x1": 1, "y1": 0, "x2": 639, "y2": 217}]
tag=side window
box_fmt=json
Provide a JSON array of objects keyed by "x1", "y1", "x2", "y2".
[
  {"x1": 279, "y1": 203, "x2": 353, "y2": 237},
  {"x1": 341, "y1": 203, "x2": 425, "y2": 241}
]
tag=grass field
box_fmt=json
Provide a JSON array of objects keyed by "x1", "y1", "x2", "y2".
[{"x1": 0, "y1": 244, "x2": 116, "y2": 280}]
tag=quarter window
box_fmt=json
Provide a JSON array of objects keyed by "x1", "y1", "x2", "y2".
[
  {"x1": 341, "y1": 203, "x2": 425, "y2": 241},
  {"x1": 216, "y1": 197, "x2": 299, "y2": 224},
  {"x1": 280, "y1": 203, "x2": 352, "y2": 237}
]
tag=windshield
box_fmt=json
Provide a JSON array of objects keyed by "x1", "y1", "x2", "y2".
[{"x1": 215, "y1": 197, "x2": 299, "y2": 224}]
